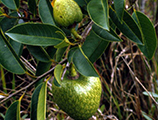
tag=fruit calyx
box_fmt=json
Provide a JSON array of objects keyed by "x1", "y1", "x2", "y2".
[
  {"x1": 70, "y1": 27, "x2": 82, "y2": 40},
  {"x1": 68, "y1": 63, "x2": 79, "y2": 80}
]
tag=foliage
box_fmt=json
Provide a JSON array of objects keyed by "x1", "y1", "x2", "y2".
[{"x1": 0, "y1": 0, "x2": 158, "y2": 119}]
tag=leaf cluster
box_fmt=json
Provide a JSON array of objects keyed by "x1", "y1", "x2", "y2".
[{"x1": 0, "y1": 0, "x2": 157, "y2": 119}]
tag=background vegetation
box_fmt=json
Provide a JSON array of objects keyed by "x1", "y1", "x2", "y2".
[{"x1": 0, "y1": 0, "x2": 158, "y2": 120}]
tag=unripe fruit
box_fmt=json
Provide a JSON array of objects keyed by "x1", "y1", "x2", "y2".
[
  {"x1": 52, "y1": 0, "x2": 83, "y2": 27},
  {"x1": 52, "y1": 72, "x2": 102, "y2": 120}
]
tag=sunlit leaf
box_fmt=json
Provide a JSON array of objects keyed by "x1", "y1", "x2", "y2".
[
  {"x1": 31, "y1": 83, "x2": 43, "y2": 120},
  {"x1": 54, "y1": 64, "x2": 63, "y2": 86},
  {"x1": 0, "y1": 12, "x2": 18, "y2": 32},
  {"x1": 37, "y1": 81, "x2": 48, "y2": 120}
]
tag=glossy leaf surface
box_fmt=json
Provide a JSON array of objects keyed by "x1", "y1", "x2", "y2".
[
  {"x1": 82, "y1": 30, "x2": 109, "y2": 63},
  {"x1": 6, "y1": 23, "x2": 65, "y2": 46},
  {"x1": 56, "y1": 47, "x2": 67, "y2": 62},
  {"x1": 109, "y1": 7, "x2": 143, "y2": 45},
  {"x1": 88, "y1": 0, "x2": 109, "y2": 31},
  {"x1": 92, "y1": 24, "x2": 121, "y2": 42},
  {"x1": 72, "y1": 47, "x2": 98, "y2": 77},
  {"x1": 114, "y1": 0, "x2": 125, "y2": 21},
  {"x1": 31, "y1": 83, "x2": 43, "y2": 120},
  {"x1": 0, "y1": 12, "x2": 23, "y2": 56},
  {"x1": 39, "y1": 0, "x2": 55, "y2": 25},
  {"x1": 0, "y1": 30, "x2": 25, "y2": 74},
  {"x1": 4, "y1": 93, "x2": 24, "y2": 120},
  {"x1": 4, "y1": 101, "x2": 20, "y2": 120},
  {"x1": 37, "y1": 81, "x2": 47, "y2": 120},
  {"x1": 132, "y1": 11, "x2": 157, "y2": 59},
  {"x1": 1, "y1": 0, "x2": 19, "y2": 10},
  {"x1": 54, "y1": 64, "x2": 63, "y2": 85},
  {"x1": 27, "y1": 46, "x2": 51, "y2": 62}
]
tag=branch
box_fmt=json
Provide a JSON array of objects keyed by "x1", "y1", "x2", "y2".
[
  {"x1": 81, "y1": 21, "x2": 93, "y2": 41},
  {"x1": 0, "y1": 58, "x2": 67, "y2": 105}
]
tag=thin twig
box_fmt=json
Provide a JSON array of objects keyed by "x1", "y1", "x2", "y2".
[
  {"x1": 81, "y1": 21, "x2": 93, "y2": 41},
  {"x1": 0, "y1": 58, "x2": 67, "y2": 105}
]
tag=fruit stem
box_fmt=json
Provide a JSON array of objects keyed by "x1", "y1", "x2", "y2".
[
  {"x1": 69, "y1": 63, "x2": 78, "y2": 79},
  {"x1": 70, "y1": 27, "x2": 82, "y2": 40}
]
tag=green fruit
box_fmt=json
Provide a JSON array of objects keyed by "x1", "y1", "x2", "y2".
[
  {"x1": 52, "y1": 72, "x2": 101, "y2": 120},
  {"x1": 52, "y1": 0, "x2": 83, "y2": 27}
]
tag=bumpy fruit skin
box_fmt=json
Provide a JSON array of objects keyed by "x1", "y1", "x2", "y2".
[
  {"x1": 53, "y1": 0, "x2": 83, "y2": 27},
  {"x1": 52, "y1": 73, "x2": 102, "y2": 120}
]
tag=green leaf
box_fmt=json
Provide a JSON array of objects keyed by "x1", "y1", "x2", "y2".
[
  {"x1": 74, "y1": 0, "x2": 89, "y2": 6},
  {"x1": 109, "y1": 7, "x2": 143, "y2": 45},
  {"x1": 4, "y1": 101, "x2": 20, "y2": 120},
  {"x1": 132, "y1": 11, "x2": 157, "y2": 59},
  {"x1": 123, "y1": 10, "x2": 143, "y2": 43},
  {"x1": 28, "y1": 0, "x2": 37, "y2": 16},
  {"x1": 39, "y1": 0, "x2": 55, "y2": 25},
  {"x1": 35, "y1": 46, "x2": 56, "y2": 86},
  {"x1": 92, "y1": 24, "x2": 122, "y2": 42},
  {"x1": 46, "y1": 46, "x2": 57, "y2": 58},
  {"x1": 1, "y1": 0, "x2": 19, "y2": 10},
  {"x1": 68, "y1": 47, "x2": 78, "y2": 63},
  {"x1": 0, "y1": 12, "x2": 23, "y2": 56},
  {"x1": 143, "y1": 91, "x2": 158, "y2": 98},
  {"x1": 82, "y1": 30, "x2": 109, "y2": 63},
  {"x1": 141, "y1": 111, "x2": 153, "y2": 120},
  {"x1": 6, "y1": 23, "x2": 65, "y2": 46},
  {"x1": 4, "y1": 93, "x2": 24, "y2": 120},
  {"x1": 114, "y1": 0, "x2": 125, "y2": 21},
  {"x1": 56, "y1": 47, "x2": 67, "y2": 62},
  {"x1": 31, "y1": 83, "x2": 43, "y2": 120},
  {"x1": 54, "y1": 40, "x2": 69, "y2": 48},
  {"x1": 0, "y1": 30, "x2": 25, "y2": 74},
  {"x1": 27, "y1": 45, "x2": 51, "y2": 62},
  {"x1": 74, "y1": 0, "x2": 90, "y2": 10},
  {"x1": 37, "y1": 81, "x2": 48, "y2": 120},
  {"x1": 54, "y1": 64, "x2": 63, "y2": 86},
  {"x1": 35, "y1": 61, "x2": 52, "y2": 86},
  {"x1": 0, "y1": 12, "x2": 18, "y2": 32},
  {"x1": 10, "y1": 39, "x2": 23, "y2": 57},
  {"x1": 72, "y1": 47, "x2": 98, "y2": 77},
  {"x1": 87, "y1": 0, "x2": 109, "y2": 31}
]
